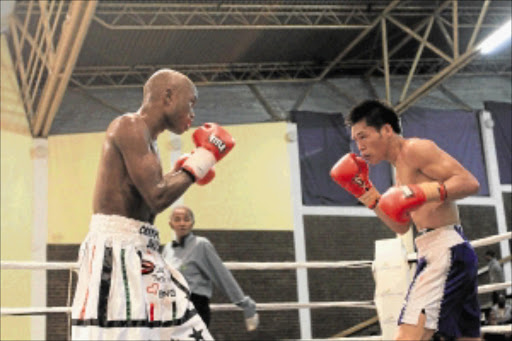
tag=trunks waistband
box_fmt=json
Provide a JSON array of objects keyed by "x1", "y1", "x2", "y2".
[
  {"x1": 415, "y1": 225, "x2": 465, "y2": 253},
  {"x1": 417, "y1": 228, "x2": 436, "y2": 237},
  {"x1": 89, "y1": 214, "x2": 160, "y2": 241}
]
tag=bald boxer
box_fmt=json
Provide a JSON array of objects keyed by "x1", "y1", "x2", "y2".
[
  {"x1": 330, "y1": 100, "x2": 480, "y2": 341},
  {"x1": 71, "y1": 69, "x2": 235, "y2": 340}
]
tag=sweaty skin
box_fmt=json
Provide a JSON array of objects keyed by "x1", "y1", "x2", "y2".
[
  {"x1": 351, "y1": 119, "x2": 479, "y2": 234},
  {"x1": 93, "y1": 70, "x2": 198, "y2": 223}
]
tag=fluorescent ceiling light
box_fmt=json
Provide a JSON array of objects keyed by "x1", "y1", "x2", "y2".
[{"x1": 478, "y1": 19, "x2": 512, "y2": 55}]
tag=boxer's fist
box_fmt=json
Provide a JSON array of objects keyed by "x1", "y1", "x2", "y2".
[
  {"x1": 182, "y1": 124, "x2": 235, "y2": 181},
  {"x1": 192, "y1": 123, "x2": 235, "y2": 161},
  {"x1": 378, "y1": 185, "x2": 427, "y2": 224},
  {"x1": 330, "y1": 153, "x2": 380, "y2": 208},
  {"x1": 236, "y1": 296, "x2": 259, "y2": 332},
  {"x1": 174, "y1": 153, "x2": 215, "y2": 185}
]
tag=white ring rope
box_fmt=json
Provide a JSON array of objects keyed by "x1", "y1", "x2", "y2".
[
  {"x1": 0, "y1": 260, "x2": 374, "y2": 271},
  {"x1": 1, "y1": 282, "x2": 509, "y2": 316},
  {"x1": 2, "y1": 232, "x2": 509, "y2": 271},
  {"x1": 476, "y1": 282, "x2": 511, "y2": 294},
  {"x1": 1, "y1": 301, "x2": 376, "y2": 316}
]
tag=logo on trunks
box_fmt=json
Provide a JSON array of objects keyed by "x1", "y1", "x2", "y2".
[
  {"x1": 146, "y1": 283, "x2": 159, "y2": 295},
  {"x1": 139, "y1": 225, "x2": 159, "y2": 238},
  {"x1": 158, "y1": 289, "x2": 176, "y2": 298},
  {"x1": 141, "y1": 260, "x2": 155, "y2": 275},
  {"x1": 147, "y1": 239, "x2": 159, "y2": 251},
  {"x1": 209, "y1": 134, "x2": 226, "y2": 153},
  {"x1": 152, "y1": 268, "x2": 171, "y2": 283}
]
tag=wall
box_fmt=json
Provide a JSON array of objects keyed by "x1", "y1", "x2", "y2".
[{"x1": 0, "y1": 34, "x2": 33, "y2": 341}]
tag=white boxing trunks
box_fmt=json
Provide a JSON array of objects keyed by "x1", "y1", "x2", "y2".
[
  {"x1": 71, "y1": 214, "x2": 213, "y2": 340},
  {"x1": 398, "y1": 225, "x2": 480, "y2": 338}
]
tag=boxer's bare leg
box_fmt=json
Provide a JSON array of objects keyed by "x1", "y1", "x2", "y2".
[{"x1": 395, "y1": 312, "x2": 435, "y2": 341}]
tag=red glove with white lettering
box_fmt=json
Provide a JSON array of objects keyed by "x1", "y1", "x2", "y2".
[
  {"x1": 378, "y1": 183, "x2": 447, "y2": 223},
  {"x1": 330, "y1": 153, "x2": 381, "y2": 209},
  {"x1": 182, "y1": 123, "x2": 235, "y2": 182},
  {"x1": 174, "y1": 153, "x2": 215, "y2": 185}
]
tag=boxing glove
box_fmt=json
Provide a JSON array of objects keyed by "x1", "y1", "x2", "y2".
[
  {"x1": 236, "y1": 296, "x2": 259, "y2": 332},
  {"x1": 182, "y1": 123, "x2": 235, "y2": 181},
  {"x1": 174, "y1": 153, "x2": 215, "y2": 185},
  {"x1": 192, "y1": 123, "x2": 235, "y2": 161},
  {"x1": 330, "y1": 153, "x2": 381, "y2": 209},
  {"x1": 378, "y1": 182, "x2": 447, "y2": 224}
]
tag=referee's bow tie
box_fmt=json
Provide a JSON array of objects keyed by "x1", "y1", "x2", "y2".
[{"x1": 172, "y1": 240, "x2": 184, "y2": 248}]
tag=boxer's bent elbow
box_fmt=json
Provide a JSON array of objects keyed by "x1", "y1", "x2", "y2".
[{"x1": 467, "y1": 177, "x2": 480, "y2": 196}]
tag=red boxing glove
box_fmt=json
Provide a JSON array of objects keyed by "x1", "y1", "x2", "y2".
[
  {"x1": 378, "y1": 185, "x2": 427, "y2": 224},
  {"x1": 192, "y1": 123, "x2": 235, "y2": 161},
  {"x1": 174, "y1": 153, "x2": 215, "y2": 185},
  {"x1": 183, "y1": 123, "x2": 235, "y2": 180},
  {"x1": 330, "y1": 153, "x2": 380, "y2": 208}
]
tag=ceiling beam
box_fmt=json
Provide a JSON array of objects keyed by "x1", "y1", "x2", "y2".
[
  {"x1": 394, "y1": 47, "x2": 479, "y2": 114},
  {"x1": 365, "y1": 0, "x2": 454, "y2": 77},
  {"x1": 399, "y1": 16, "x2": 435, "y2": 102},
  {"x1": 317, "y1": 0, "x2": 402, "y2": 80},
  {"x1": 248, "y1": 84, "x2": 285, "y2": 121},
  {"x1": 393, "y1": 0, "x2": 497, "y2": 114},
  {"x1": 32, "y1": 0, "x2": 97, "y2": 136}
]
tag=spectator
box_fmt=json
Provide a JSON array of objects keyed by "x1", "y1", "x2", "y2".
[{"x1": 485, "y1": 250, "x2": 505, "y2": 304}]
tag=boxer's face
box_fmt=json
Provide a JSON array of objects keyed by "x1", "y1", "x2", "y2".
[
  {"x1": 351, "y1": 119, "x2": 388, "y2": 165},
  {"x1": 165, "y1": 81, "x2": 197, "y2": 134},
  {"x1": 169, "y1": 208, "x2": 194, "y2": 239}
]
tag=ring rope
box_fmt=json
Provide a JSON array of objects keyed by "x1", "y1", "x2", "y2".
[
  {"x1": 2, "y1": 232, "x2": 510, "y2": 271},
  {"x1": 1, "y1": 282, "x2": 509, "y2": 316},
  {"x1": 0, "y1": 260, "x2": 374, "y2": 271},
  {"x1": 1, "y1": 301, "x2": 376, "y2": 316}
]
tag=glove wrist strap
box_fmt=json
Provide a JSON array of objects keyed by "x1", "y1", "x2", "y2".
[
  {"x1": 418, "y1": 182, "x2": 447, "y2": 202},
  {"x1": 182, "y1": 147, "x2": 216, "y2": 180},
  {"x1": 359, "y1": 187, "x2": 381, "y2": 209}
]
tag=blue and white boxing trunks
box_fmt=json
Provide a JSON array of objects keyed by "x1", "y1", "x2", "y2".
[
  {"x1": 398, "y1": 225, "x2": 480, "y2": 338},
  {"x1": 71, "y1": 214, "x2": 214, "y2": 340}
]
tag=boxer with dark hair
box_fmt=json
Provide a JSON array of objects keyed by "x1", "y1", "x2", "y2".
[{"x1": 331, "y1": 100, "x2": 480, "y2": 340}]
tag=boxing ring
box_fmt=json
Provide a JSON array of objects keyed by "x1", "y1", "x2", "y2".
[{"x1": 2, "y1": 231, "x2": 511, "y2": 340}]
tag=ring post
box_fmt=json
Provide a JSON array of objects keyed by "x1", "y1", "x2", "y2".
[{"x1": 373, "y1": 238, "x2": 410, "y2": 340}]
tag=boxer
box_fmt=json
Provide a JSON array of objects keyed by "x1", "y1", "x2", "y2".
[
  {"x1": 331, "y1": 100, "x2": 480, "y2": 340},
  {"x1": 71, "y1": 69, "x2": 235, "y2": 340}
]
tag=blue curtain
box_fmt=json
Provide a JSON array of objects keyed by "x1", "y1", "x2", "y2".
[
  {"x1": 484, "y1": 101, "x2": 511, "y2": 185},
  {"x1": 401, "y1": 107, "x2": 489, "y2": 196}
]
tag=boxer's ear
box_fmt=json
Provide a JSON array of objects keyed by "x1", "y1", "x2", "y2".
[
  {"x1": 164, "y1": 88, "x2": 172, "y2": 105},
  {"x1": 381, "y1": 123, "x2": 394, "y2": 137}
]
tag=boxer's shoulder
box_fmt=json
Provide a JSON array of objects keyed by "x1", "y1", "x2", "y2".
[{"x1": 403, "y1": 138, "x2": 437, "y2": 155}]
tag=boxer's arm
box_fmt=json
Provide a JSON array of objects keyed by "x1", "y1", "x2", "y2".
[
  {"x1": 404, "y1": 139, "x2": 480, "y2": 200},
  {"x1": 112, "y1": 116, "x2": 193, "y2": 213}
]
